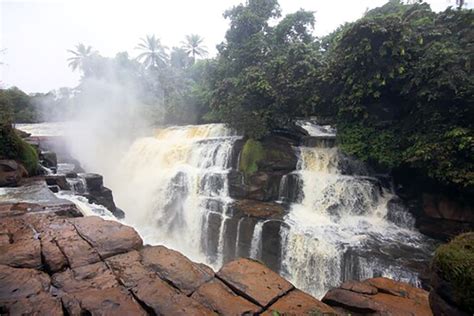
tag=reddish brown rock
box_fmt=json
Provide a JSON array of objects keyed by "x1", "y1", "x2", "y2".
[
  {"x1": 231, "y1": 199, "x2": 285, "y2": 219},
  {"x1": 3, "y1": 293, "x2": 63, "y2": 316},
  {"x1": 72, "y1": 216, "x2": 143, "y2": 258},
  {"x1": 264, "y1": 289, "x2": 337, "y2": 316},
  {"x1": 365, "y1": 277, "x2": 428, "y2": 301},
  {"x1": 48, "y1": 219, "x2": 101, "y2": 268},
  {"x1": 40, "y1": 236, "x2": 68, "y2": 272},
  {"x1": 322, "y1": 278, "x2": 433, "y2": 316},
  {"x1": 0, "y1": 264, "x2": 51, "y2": 302},
  {"x1": 341, "y1": 280, "x2": 378, "y2": 295},
  {"x1": 217, "y1": 258, "x2": 294, "y2": 307},
  {"x1": 106, "y1": 250, "x2": 215, "y2": 315},
  {"x1": 0, "y1": 160, "x2": 27, "y2": 187},
  {"x1": 52, "y1": 261, "x2": 119, "y2": 293},
  {"x1": 62, "y1": 287, "x2": 147, "y2": 315},
  {"x1": 132, "y1": 277, "x2": 216, "y2": 316},
  {"x1": 141, "y1": 245, "x2": 214, "y2": 295},
  {"x1": 0, "y1": 237, "x2": 41, "y2": 268},
  {"x1": 191, "y1": 278, "x2": 262, "y2": 315}
]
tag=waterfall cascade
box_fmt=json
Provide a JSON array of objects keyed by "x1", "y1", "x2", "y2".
[
  {"x1": 277, "y1": 122, "x2": 435, "y2": 298},
  {"x1": 111, "y1": 124, "x2": 241, "y2": 265},
  {"x1": 18, "y1": 121, "x2": 436, "y2": 299}
]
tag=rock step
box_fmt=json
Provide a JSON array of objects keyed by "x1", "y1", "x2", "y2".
[{"x1": 0, "y1": 201, "x2": 335, "y2": 316}]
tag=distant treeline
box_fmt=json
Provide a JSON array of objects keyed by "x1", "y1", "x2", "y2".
[{"x1": 0, "y1": 0, "x2": 472, "y2": 192}]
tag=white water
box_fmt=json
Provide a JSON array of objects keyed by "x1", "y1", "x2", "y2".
[
  {"x1": 280, "y1": 139, "x2": 432, "y2": 298},
  {"x1": 109, "y1": 124, "x2": 240, "y2": 265}
]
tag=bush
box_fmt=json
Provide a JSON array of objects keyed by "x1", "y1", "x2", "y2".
[
  {"x1": 0, "y1": 122, "x2": 38, "y2": 175},
  {"x1": 239, "y1": 139, "x2": 265, "y2": 175}
]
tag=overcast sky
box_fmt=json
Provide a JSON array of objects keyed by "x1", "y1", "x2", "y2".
[{"x1": 0, "y1": 0, "x2": 469, "y2": 93}]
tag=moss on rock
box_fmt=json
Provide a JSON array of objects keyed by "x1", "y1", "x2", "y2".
[
  {"x1": 0, "y1": 123, "x2": 38, "y2": 175},
  {"x1": 432, "y1": 232, "x2": 474, "y2": 313},
  {"x1": 239, "y1": 139, "x2": 265, "y2": 176}
]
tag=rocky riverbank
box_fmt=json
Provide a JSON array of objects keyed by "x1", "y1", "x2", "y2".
[{"x1": 0, "y1": 178, "x2": 438, "y2": 315}]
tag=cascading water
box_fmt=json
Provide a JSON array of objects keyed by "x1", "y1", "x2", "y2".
[
  {"x1": 279, "y1": 122, "x2": 435, "y2": 298},
  {"x1": 110, "y1": 124, "x2": 240, "y2": 265}
]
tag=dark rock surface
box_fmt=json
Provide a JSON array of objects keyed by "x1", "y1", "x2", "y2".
[{"x1": 0, "y1": 160, "x2": 28, "y2": 187}]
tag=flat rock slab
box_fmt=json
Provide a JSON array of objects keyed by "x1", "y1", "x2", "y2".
[
  {"x1": 73, "y1": 216, "x2": 143, "y2": 259},
  {"x1": 52, "y1": 261, "x2": 119, "y2": 293},
  {"x1": 2, "y1": 293, "x2": 63, "y2": 316},
  {"x1": 217, "y1": 258, "x2": 294, "y2": 307},
  {"x1": 106, "y1": 250, "x2": 216, "y2": 315},
  {"x1": 0, "y1": 264, "x2": 51, "y2": 302},
  {"x1": 263, "y1": 289, "x2": 337, "y2": 316},
  {"x1": 323, "y1": 277, "x2": 432, "y2": 316},
  {"x1": 0, "y1": 237, "x2": 41, "y2": 269},
  {"x1": 141, "y1": 245, "x2": 214, "y2": 295},
  {"x1": 192, "y1": 278, "x2": 262, "y2": 315},
  {"x1": 62, "y1": 287, "x2": 147, "y2": 315}
]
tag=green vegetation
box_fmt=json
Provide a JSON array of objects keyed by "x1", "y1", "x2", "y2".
[
  {"x1": 0, "y1": 87, "x2": 38, "y2": 123},
  {"x1": 239, "y1": 139, "x2": 265, "y2": 176},
  {"x1": 432, "y1": 233, "x2": 474, "y2": 312}
]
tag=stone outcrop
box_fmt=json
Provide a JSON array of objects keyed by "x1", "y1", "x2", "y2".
[
  {"x1": 429, "y1": 232, "x2": 474, "y2": 316},
  {"x1": 0, "y1": 160, "x2": 28, "y2": 187},
  {"x1": 80, "y1": 173, "x2": 125, "y2": 218},
  {"x1": 0, "y1": 186, "x2": 335, "y2": 316},
  {"x1": 322, "y1": 277, "x2": 433, "y2": 315}
]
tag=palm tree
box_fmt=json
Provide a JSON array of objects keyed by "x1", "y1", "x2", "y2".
[
  {"x1": 181, "y1": 34, "x2": 208, "y2": 61},
  {"x1": 67, "y1": 43, "x2": 94, "y2": 72},
  {"x1": 135, "y1": 35, "x2": 169, "y2": 69}
]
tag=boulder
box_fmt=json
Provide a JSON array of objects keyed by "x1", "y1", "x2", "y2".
[
  {"x1": 429, "y1": 233, "x2": 474, "y2": 315},
  {"x1": 44, "y1": 174, "x2": 70, "y2": 190},
  {"x1": 322, "y1": 277, "x2": 432, "y2": 315},
  {"x1": 40, "y1": 151, "x2": 57, "y2": 169},
  {"x1": 82, "y1": 173, "x2": 103, "y2": 191},
  {"x1": 217, "y1": 258, "x2": 294, "y2": 307},
  {"x1": 191, "y1": 278, "x2": 262, "y2": 315},
  {"x1": 72, "y1": 216, "x2": 143, "y2": 259},
  {"x1": 141, "y1": 245, "x2": 214, "y2": 295},
  {"x1": 264, "y1": 289, "x2": 337, "y2": 316},
  {"x1": 0, "y1": 160, "x2": 27, "y2": 187}
]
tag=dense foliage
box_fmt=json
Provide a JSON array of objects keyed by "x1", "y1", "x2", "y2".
[
  {"x1": 207, "y1": 0, "x2": 321, "y2": 138},
  {"x1": 324, "y1": 1, "x2": 473, "y2": 190},
  {"x1": 0, "y1": 87, "x2": 38, "y2": 123}
]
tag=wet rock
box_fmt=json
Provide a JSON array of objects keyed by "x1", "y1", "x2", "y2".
[
  {"x1": 40, "y1": 235, "x2": 68, "y2": 273},
  {"x1": 278, "y1": 173, "x2": 302, "y2": 203},
  {"x1": 258, "y1": 136, "x2": 298, "y2": 172},
  {"x1": 231, "y1": 199, "x2": 286, "y2": 219},
  {"x1": 202, "y1": 212, "x2": 223, "y2": 263},
  {"x1": 261, "y1": 220, "x2": 287, "y2": 272},
  {"x1": 40, "y1": 151, "x2": 57, "y2": 169},
  {"x1": 191, "y1": 278, "x2": 262, "y2": 315},
  {"x1": 228, "y1": 170, "x2": 247, "y2": 199},
  {"x1": 72, "y1": 216, "x2": 143, "y2": 259},
  {"x1": 83, "y1": 186, "x2": 121, "y2": 217},
  {"x1": 234, "y1": 217, "x2": 257, "y2": 258},
  {"x1": 245, "y1": 171, "x2": 283, "y2": 201},
  {"x1": 422, "y1": 194, "x2": 474, "y2": 222},
  {"x1": 141, "y1": 245, "x2": 214, "y2": 295},
  {"x1": 264, "y1": 289, "x2": 337, "y2": 315},
  {"x1": 45, "y1": 174, "x2": 70, "y2": 190},
  {"x1": 82, "y1": 173, "x2": 103, "y2": 191},
  {"x1": 0, "y1": 160, "x2": 27, "y2": 187},
  {"x1": 217, "y1": 258, "x2": 294, "y2": 307},
  {"x1": 322, "y1": 277, "x2": 432, "y2": 315}
]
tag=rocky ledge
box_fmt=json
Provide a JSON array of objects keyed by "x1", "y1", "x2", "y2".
[{"x1": 0, "y1": 198, "x2": 338, "y2": 315}]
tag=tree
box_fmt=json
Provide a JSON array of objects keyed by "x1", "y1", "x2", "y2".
[
  {"x1": 67, "y1": 43, "x2": 95, "y2": 72},
  {"x1": 207, "y1": 0, "x2": 319, "y2": 138},
  {"x1": 181, "y1": 34, "x2": 208, "y2": 61},
  {"x1": 135, "y1": 35, "x2": 168, "y2": 69}
]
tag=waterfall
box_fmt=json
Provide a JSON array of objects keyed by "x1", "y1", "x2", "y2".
[
  {"x1": 280, "y1": 122, "x2": 435, "y2": 298},
  {"x1": 250, "y1": 221, "x2": 265, "y2": 259},
  {"x1": 110, "y1": 124, "x2": 240, "y2": 265}
]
